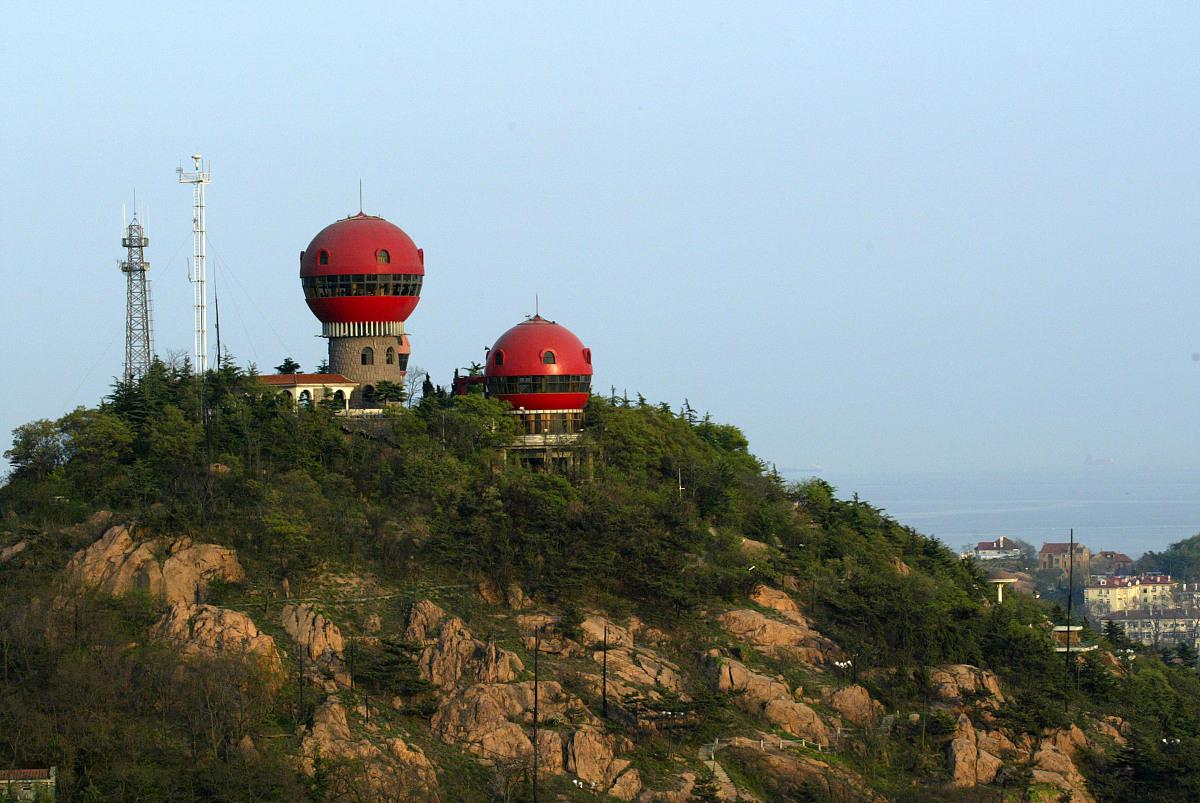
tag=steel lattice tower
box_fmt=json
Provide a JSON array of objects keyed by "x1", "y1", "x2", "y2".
[{"x1": 120, "y1": 214, "x2": 154, "y2": 384}]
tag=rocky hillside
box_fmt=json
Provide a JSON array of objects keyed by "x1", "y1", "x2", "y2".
[{"x1": 2, "y1": 368, "x2": 1199, "y2": 801}]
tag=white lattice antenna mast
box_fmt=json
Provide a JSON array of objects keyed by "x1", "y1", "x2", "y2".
[{"x1": 177, "y1": 153, "x2": 212, "y2": 373}]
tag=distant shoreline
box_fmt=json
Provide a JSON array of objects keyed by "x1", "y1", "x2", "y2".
[{"x1": 784, "y1": 467, "x2": 1200, "y2": 558}]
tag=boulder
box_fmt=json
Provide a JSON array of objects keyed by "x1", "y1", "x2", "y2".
[
  {"x1": 591, "y1": 647, "x2": 683, "y2": 696},
  {"x1": 717, "y1": 608, "x2": 838, "y2": 664},
  {"x1": 151, "y1": 602, "x2": 281, "y2": 674},
  {"x1": 281, "y1": 603, "x2": 349, "y2": 688},
  {"x1": 505, "y1": 583, "x2": 532, "y2": 610},
  {"x1": 0, "y1": 541, "x2": 27, "y2": 563},
  {"x1": 725, "y1": 740, "x2": 886, "y2": 802},
  {"x1": 62, "y1": 524, "x2": 244, "y2": 604},
  {"x1": 709, "y1": 655, "x2": 828, "y2": 744},
  {"x1": 825, "y1": 685, "x2": 882, "y2": 726},
  {"x1": 567, "y1": 726, "x2": 630, "y2": 788},
  {"x1": 610, "y1": 768, "x2": 643, "y2": 800},
  {"x1": 404, "y1": 599, "x2": 447, "y2": 644},
  {"x1": 637, "y1": 772, "x2": 696, "y2": 802},
  {"x1": 750, "y1": 585, "x2": 805, "y2": 622},
  {"x1": 579, "y1": 615, "x2": 633, "y2": 649},
  {"x1": 930, "y1": 664, "x2": 1005, "y2": 708},
  {"x1": 302, "y1": 697, "x2": 438, "y2": 799},
  {"x1": 945, "y1": 714, "x2": 1018, "y2": 787},
  {"x1": 431, "y1": 681, "x2": 586, "y2": 761},
  {"x1": 418, "y1": 617, "x2": 524, "y2": 690},
  {"x1": 1031, "y1": 736, "x2": 1094, "y2": 803}
]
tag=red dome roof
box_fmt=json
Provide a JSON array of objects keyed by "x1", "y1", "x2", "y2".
[
  {"x1": 485, "y1": 315, "x2": 592, "y2": 411},
  {"x1": 299, "y1": 213, "x2": 424, "y2": 325}
]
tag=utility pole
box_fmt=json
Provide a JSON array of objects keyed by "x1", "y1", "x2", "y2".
[
  {"x1": 119, "y1": 210, "x2": 154, "y2": 384},
  {"x1": 1064, "y1": 527, "x2": 1075, "y2": 712},
  {"x1": 532, "y1": 626, "x2": 540, "y2": 803},
  {"x1": 602, "y1": 624, "x2": 609, "y2": 719},
  {"x1": 177, "y1": 153, "x2": 212, "y2": 373}
]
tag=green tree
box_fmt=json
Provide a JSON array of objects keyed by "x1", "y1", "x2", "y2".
[
  {"x1": 373, "y1": 380, "x2": 405, "y2": 404},
  {"x1": 275, "y1": 357, "x2": 301, "y2": 374}
]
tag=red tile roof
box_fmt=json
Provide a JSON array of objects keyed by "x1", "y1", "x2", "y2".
[
  {"x1": 1040, "y1": 542, "x2": 1085, "y2": 555},
  {"x1": 1097, "y1": 550, "x2": 1132, "y2": 562},
  {"x1": 255, "y1": 373, "x2": 354, "y2": 387},
  {"x1": 0, "y1": 769, "x2": 52, "y2": 781}
]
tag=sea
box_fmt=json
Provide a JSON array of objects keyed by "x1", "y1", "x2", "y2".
[{"x1": 784, "y1": 467, "x2": 1200, "y2": 559}]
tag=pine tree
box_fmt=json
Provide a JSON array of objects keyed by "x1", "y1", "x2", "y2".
[{"x1": 275, "y1": 357, "x2": 301, "y2": 374}]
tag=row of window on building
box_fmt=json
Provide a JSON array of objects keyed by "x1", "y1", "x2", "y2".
[
  {"x1": 519, "y1": 410, "x2": 585, "y2": 435},
  {"x1": 486, "y1": 375, "x2": 592, "y2": 395},
  {"x1": 360, "y1": 346, "x2": 409, "y2": 369},
  {"x1": 302, "y1": 273, "x2": 423, "y2": 299},
  {"x1": 316, "y1": 249, "x2": 395, "y2": 265}
]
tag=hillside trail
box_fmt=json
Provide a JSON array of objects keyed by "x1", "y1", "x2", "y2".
[{"x1": 698, "y1": 741, "x2": 741, "y2": 801}]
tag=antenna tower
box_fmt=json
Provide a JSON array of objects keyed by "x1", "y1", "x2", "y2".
[
  {"x1": 177, "y1": 153, "x2": 212, "y2": 372},
  {"x1": 119, "y1": 211, "x2": 154, "y2": 383}
]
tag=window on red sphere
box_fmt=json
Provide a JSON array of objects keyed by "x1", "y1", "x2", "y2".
[
  {"x1": 377, "y1": 249, "x2": 390, "y2": 265},
  {"x1": 583, "y1": 348, "x2": 591, "y2": 365},
  {"x1": 494, "y1": 350, "x2": 505, "y2": 367},
  {"x1": 319, "y1": 250, "x2": 329, "y2": 265},
  {"x1": 542, "y1": 351, "x2": 556, "y2": 365}
]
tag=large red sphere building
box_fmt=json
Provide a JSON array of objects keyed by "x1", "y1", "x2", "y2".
[
  {"x1": 484, "y1": 315, "x2": 592, "y2": 440},
  {"x1": 299, "y1": 213, "x2": 423, "y2": 407}
]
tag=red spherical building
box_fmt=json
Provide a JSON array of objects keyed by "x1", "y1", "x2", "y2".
[
  {"x1": 299, "y1": 213, "x2": 423, "y2": 407},
  {"x1": 484, "y1": 315, "x2": 592, "y2": 442}
]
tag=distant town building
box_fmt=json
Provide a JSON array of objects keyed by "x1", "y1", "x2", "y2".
[
  {"x1": 974, "y1": 537, "x2": 1022, "y2": 561},
  {"x1": 1103, "y1": 608, "x2": 1200, "y2": 651},
  {"x1": 1085, "y1": 574, "x2": 1176, "y2": 615},
  {"x1": 1175, "y1": 582, "x2": 1200, "y2": 610},
  {"x1": 1091, "y1": 550, "x2": 1134, "y2": 576},
  {"x1": 0, "y1": 767, "x2": 56, "y2": 801},
  {"x1": 1039, "y1": 542, "x2": 1091, "y2": 577}
]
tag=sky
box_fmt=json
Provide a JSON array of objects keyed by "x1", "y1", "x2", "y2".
[{"x1": 2, "y1": 2, "x2": 1199, "y2": 480}]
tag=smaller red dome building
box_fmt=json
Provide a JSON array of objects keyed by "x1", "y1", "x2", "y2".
[{"x1": 484, "y1": 315, "x2": 592, "y2": 448}]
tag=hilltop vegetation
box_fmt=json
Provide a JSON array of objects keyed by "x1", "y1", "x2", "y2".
[{"x1": 2, "y1": 360, "x2": 1200, "y2": 801}]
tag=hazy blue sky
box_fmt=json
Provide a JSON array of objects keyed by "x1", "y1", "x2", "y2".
[{"x1": 2, "y1": 2, "x2": 1199, "y2": 477}]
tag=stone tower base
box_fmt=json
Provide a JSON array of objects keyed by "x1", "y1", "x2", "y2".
[{"x1": 328, "y1": 334, "x2": 410, "y2": 408}]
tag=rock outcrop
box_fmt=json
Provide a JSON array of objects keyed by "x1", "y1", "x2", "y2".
[
  {"x1": 708, "y1": 654, "x2": 829, "y2": 744},
  {"x1": 302, "y1": 697, "x2": 438, "y2": 800},
  {"x1": 825, "y1": 685, "x2": 882, "y2": 726},
  {"x1": 717, "y1": 607, "x2": 839, "y2": 664},
  {"x1": 417, "y1": 616, "x2": 523, "y2": 690},
  {"x1": 151, "y1": 602, "x2": 281, "y2": 673},
  {"x1": 62, "y1": 524, "x2": 244, "y2": 604},
  {"x1": 405, "y1": 599, "x2": 447, "y2": 644},
  {"x1": 1031, "y1": 726, "x2": 1093, "y2": 803},
  {"x1": 930, "y1": 664, "x2": 1005, "y2": 708},
  {"x1": 579, "y1": 615, "x2": 633, "y2": 649},
  {"x1": 431, "y1": 681, "x2": 638, "y2": 797},
  {"x1": 946, "y1": 714, "x2": 1005, "y2": 787},
  {"x1": 0, "y1": 540, "x2": 27, "y2": 563},
  {"x1": 431, "y1": 681, "x2": 582, "y2": 761},
  {"x1": 726, "y1": 738, "x2": 885, "y2": 802},
  {"x1": 281, "y1": 603, "x2": 349, "y2": 689}
]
